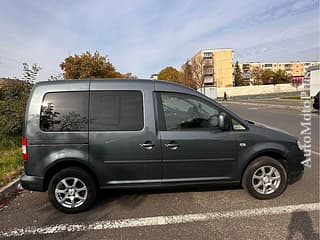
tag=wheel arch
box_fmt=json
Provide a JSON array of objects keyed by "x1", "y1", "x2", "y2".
[
  {"x1": 43, "y1": 159, "x2": 98, "y2": 191},
  {"x1": 240, "y1": 150, "x2": 288, "y2": 185}
]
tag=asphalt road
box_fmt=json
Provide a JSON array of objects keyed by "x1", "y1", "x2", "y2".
[
  {"x1": 232, "y1": 98, "x2": 305, "y2": 107},
  {"x1": 0, "y1": 103, "x2": 319, "y2": 240}
]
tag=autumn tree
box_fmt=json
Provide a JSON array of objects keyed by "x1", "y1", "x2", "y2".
[
  {"x1": 158, "y1": 66, "x2": 180, "y2": 83},
  {"x1": 251, "y1": 66, "x2": 264, "y2": 85},
  {"x1": 179, "y1": 60, "x2": 197, "y2": 89},
  {"x1": 190, "y1": 57, "x2": 204, "y2": 89},
  {"x1": 60, "y1": 51, "x2": 122, "y2": 79},
  {"x1": 234, "y1": 61, "x2": 245, "y2": 86}
]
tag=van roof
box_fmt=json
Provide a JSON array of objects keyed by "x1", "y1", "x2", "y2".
[
  {"x1": 35, "y1": 78, "x2": 194, "y2": 90},
  {"x1": 35, "y1": 78, "x2": 153, "y2": 86}
]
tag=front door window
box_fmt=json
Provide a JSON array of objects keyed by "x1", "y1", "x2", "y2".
[{"x1": 160, "y1": 92, "x2": 220, "y2": 131}]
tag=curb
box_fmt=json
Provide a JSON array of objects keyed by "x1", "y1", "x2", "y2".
[{"x1": 0, "y1": 177, "x2": 21, "y2": 203}]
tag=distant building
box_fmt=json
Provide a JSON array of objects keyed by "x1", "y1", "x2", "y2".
[
  {"x1": 150, "y1": 74, "x2": 158, "y2": 80},
  {"x1": 238, "y1": 61, "x2": 320, "y2": 84},
  {"x1": 191, "y1": 48, "x2": 233, "y2": 88}
]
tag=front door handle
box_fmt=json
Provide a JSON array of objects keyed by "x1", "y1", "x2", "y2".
[
  {"x1": 165, "y1": 143, "x2": 179, "y2": 150},
  {"x1": 140, "y1": 142, "x2": 155, "y2": 150}
]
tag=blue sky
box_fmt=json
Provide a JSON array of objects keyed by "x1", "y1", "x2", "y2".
[{"x1": 0, "y1": 0, "x2": 319, "y2": 81}]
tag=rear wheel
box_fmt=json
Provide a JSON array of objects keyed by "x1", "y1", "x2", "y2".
[
  {"x1": 242, "y1": 156, "x2": 287, "y2": 200},
  {"x1": 48, "y1": 167, "x2": 97, "y2": 213}
]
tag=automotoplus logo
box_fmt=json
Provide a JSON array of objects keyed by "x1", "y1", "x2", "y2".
[{"x1": 300, "y1": 75, "x2": 311, "y2": 168}]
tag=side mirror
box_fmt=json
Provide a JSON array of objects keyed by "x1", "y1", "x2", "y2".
[{"x1": 219, "y1": 112, "x2": 226, "y2": 129}]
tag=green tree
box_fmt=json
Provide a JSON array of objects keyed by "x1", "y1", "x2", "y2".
[
  {"x1": 48, "y1": 73, "x2": 64, "y2": 81},
  {"x1": 262, "y1": 69, "x2": 276, "y2": 84},
  {"x1": 22, "y1": 63, "x2": 41, "y2": 84},
  {"x1": 0, "y1": 62, "x2": 41, "y2": 135},
  {"x1": 234, "y1": 61, "x2": 245, "y2": 86},
  {"x1": 60, "y1": 51, "x2": 122, "y2": 79},
  {"x1": 158, "y1": 66, "x2": 180, "y2": 83},
  {"x1": 0, "y1": 80, "x2": 32, "y2": 135},
  {"x1": 122, "y1": 72, "x2": 137, "y2": 79},
  {"x1": 274, "y1": 69, "x2": 290, "y2": 84}
]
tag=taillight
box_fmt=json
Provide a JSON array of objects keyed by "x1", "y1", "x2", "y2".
[{"x1": 22, "y1": 137, "x2": 28, "y2": 161}]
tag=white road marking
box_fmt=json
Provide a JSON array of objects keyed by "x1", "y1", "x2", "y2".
[{"x1": 1, "y1": 203, "x2": 319, "y2": 237}]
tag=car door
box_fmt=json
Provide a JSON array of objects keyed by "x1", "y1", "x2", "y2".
[
  {"x1": 156, "y1": 92, "x2": 237, "y2": 182},
  {"x1": 89, "y1": 81, "x2": 161, "y2": 186}
]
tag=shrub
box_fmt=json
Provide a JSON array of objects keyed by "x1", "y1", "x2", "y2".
[{"x1": 0, "y1": 80, "x2": 32, "y2": 135}]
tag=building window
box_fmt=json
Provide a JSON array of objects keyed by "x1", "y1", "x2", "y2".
[
  {"x1": 203, "y1": 52, "x2": 213, "y2": 58},
  {"x1": 203, "y1": 59, "x2": 213, "y2": 65},
  {"x1": 203, "y1": 68, "x2": 213, "y2": 75}
]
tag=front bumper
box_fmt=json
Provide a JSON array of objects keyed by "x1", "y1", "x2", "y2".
[
  {"x1": 286, "y1": 148, "x2": 304, "y2": 184},
  {"x1": 288, "y1": 169, "x2": 304, "y2": 184},
  {"x1": 20, "y1": 173, "x2": 45, "y2": 192}
]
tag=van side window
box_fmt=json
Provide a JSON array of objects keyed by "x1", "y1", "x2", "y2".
[
  {"x1": 89, "y1": 91, "x2": 143, "y2": 131},
  {"x1": 159, "y1": 92, "x2": 220, "y2": 131},
  {"x1": 232, "y1": 119, "x2": 246, "y2": 131},
  {"x1": 40, "y1": 92, "x2": 88, "y2": 131}
]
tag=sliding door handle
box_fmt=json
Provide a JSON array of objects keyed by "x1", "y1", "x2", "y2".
[
  {"x1": 165, "y1": 143, "x2": 179, "y2": 150},
  {"x1": 140, "y1": 142, "x2": 155, "y2": 150}
]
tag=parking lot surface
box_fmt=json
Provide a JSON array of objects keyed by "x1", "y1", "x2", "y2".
[{"x1": 0, "y1": 103, "x2": 319, "y2": 239}]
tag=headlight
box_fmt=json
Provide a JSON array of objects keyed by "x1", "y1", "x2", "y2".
[{"x1": 297, "y1": 140, "x2": 303, "y2": 151}]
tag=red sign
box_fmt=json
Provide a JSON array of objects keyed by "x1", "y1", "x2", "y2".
[{"x1": 291, "y1": 76, "x2": 304, "y2": 83}]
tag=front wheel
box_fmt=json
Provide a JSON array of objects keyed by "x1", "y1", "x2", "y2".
[
  {"x1": 242, "y1": 156, "x2": 287, "y2": 200},
  {"x1": 48, "y1": 167, "x2": 97, "y2": 213}
]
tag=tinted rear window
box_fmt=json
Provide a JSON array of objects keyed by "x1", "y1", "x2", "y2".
[
  {"x1": 40, "y1": 92, "x2": 88, "y2": 131},
  {"x1": 89, "y1": 91, "x2": 143, "y2": 131}
]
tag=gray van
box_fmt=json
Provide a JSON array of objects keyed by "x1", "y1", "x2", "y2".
[{"x1": 21, "y1": 79, "x2": 304, "y2": 213}]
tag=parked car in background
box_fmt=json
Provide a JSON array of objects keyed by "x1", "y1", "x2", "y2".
[
  {"x1": 313, "y1": 91, "x2": 319, "y2": 110},
  {"x1": 21, "y1": 79, "x2": 305, "y2": 213}
]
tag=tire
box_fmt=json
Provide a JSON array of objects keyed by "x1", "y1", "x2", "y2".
[
  {"x1": 48, "y1": 167, "x2": 97, "y2": 213},
  {"x1": 242, "y1": 156, "x2": 287, "y2": 200}
]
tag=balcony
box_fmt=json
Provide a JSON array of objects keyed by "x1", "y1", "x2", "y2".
[
  {"x1": 204, "y1": 76, "x2": 214, "y2": 84},
  {"x1": 243, "y1": 71, "x2": 250, "y2": 79},
  {"x1": 203, "y1": 52, "x2": 213, "y2": 58},
  {"x1": 285, "y1": 64, "x2": 292, "y2": 71},
  {"x1": 203, "y1": 68, "x2": 213, "y2": 75},
  {"x1": 242, "y1": 64, "x2": 250, "y2": 70},
  {"x1": 203, "y1": 59, "x2": 213, "y2": 66}
]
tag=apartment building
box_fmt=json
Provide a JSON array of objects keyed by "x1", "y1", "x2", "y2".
[
  {"x1": 191, "y1": 48, "x2": 233, "y2": 87},
  {"x1": 238, "y1": 61, "x2": 320, "y2": 84}
]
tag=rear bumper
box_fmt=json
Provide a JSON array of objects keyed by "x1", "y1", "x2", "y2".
[{"x1": 20, "y1": 173, "x2": 45, "y2": 192}]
